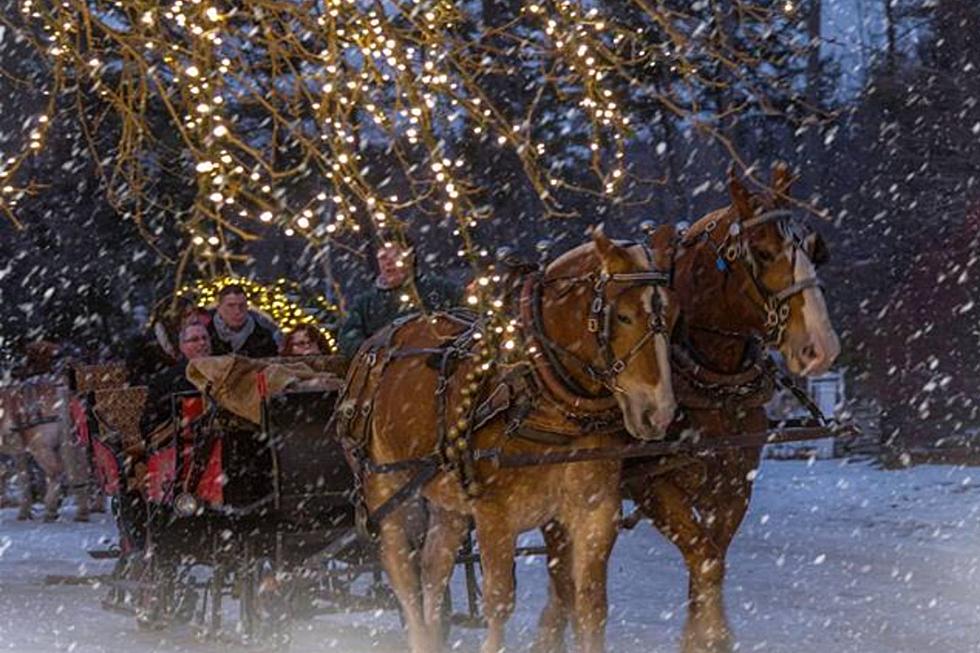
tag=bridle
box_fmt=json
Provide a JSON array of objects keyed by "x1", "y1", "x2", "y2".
[
  {"x1": 523, "y1": 249, "x2": 671, "y2": 400},
  {"x1": 587, "y1": 269, "x2": 670, "y2": 386},
  {"x1": 690, "y1": 208, "x2": 822, "y2": 346}
]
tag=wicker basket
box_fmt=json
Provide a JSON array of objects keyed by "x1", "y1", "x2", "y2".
[
  {"x1": 93, "y1": 386, "x2": 148, "y2": 448},
  {"x1": 75, "y1": 363, "x2": 129, "y2": 394}
]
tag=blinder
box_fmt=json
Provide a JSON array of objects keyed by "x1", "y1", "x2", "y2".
[{"x1": 588, "y1": 267, "x2": 671, "y2": 386}]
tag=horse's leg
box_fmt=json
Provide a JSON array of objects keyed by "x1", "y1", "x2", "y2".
[
  {"x1": 366, "y1": 474, "x2": 431, "y2": 653},
  {"x1": 26, "y1": 434, "x2": 64, "y2": 522},
  {"x1": 474, "y1": 510, "x2": 517, "y2": 653},
  {"x1": 532, "y1": 521, "x2": 573, "y2": 653},
  {"x1": 676, "y1": 452, "x2": 758, "y2": 653},
  {"x1": 61, "y1": 434, "x2": 91, "y2": 522},
  {"x1": 634, "y1": 475, "x2": 730, "y2": 653},
  {"x1": 0, "y1": 459, "x2": 11, "y2": 507},
  {"x1": 565, "y1": 476, "x2": 619, "y2": 653},
  {"x1": 420, "y1": 505, "x2": 469, "y2": 647},
  {"x1": 42, "y1": 470, "x2": 63, "y2": 522},
  {"x1": 704, "y1": 451, "x2": 760, "y2": 553},
  {"x1": 16, "y1": 452, "x2": 32, "y2": 520}
]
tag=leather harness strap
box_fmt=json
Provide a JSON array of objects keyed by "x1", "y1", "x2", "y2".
[{"x1": 684, "y1": 208, "x2": 822, "y2": 347}]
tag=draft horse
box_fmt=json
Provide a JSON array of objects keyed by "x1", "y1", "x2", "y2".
[
  {"x1": 535, "y1": 165, "x2": 841, "y2": 653},
  {"x1": 0, "y1": 343, "x2": 98, "y2": 521},
  {"x1": 339, "y1": 228, "x2": 677, "y2": 653},
  {"x1": 0, "y1": 377, "x2": 97, "y2": 521}
]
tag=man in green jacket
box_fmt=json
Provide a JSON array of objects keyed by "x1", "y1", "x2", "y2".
[{"x1": 337, "y1": 237, "x2": 461, "y2": 359}]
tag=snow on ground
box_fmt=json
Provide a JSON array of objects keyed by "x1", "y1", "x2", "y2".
[{"x1": 2, "y1": 459, "x2": 980, "y2": 653}]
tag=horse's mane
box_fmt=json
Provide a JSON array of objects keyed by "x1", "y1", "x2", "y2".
[
  {"x1": 683, "y1": 206, "x2": 733, "y2": 243},
  {"x1": 545, "y1": 238, "x2": 650, "y2": 279}
]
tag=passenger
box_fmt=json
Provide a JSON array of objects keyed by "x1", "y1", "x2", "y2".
[
  {"x1": 140, "y1": 323, "x2": 212, "y2": 434},
  {"x1": 183, "y1": 305, "x2": 212, "y2": 330},
  {"x1": 207, "y1": 284, "x2": 281, "y2": 358},
  {"x1": 126, "y1": 298, "x2": 207, "y2": 382},
  {"x1": 281, "y1": 325, "x2": 331, "y2": 357},
  {"x1": 337, "y1": 234, "x2": 461, "y2": 359}
]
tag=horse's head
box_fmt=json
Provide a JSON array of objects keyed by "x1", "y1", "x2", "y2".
[
  {"x1": 680, "y1": 164, "x2": 839, "y2": 376},
  {"x1": 541, "y1": 227, "x2": 676, "y2": 440}
]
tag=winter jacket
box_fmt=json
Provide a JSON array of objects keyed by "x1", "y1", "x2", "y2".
[
  {"x1": 207, "y1": 311, "x2": 281, "y2": 358},
  {"x1": 337, "y1": 274, "x2": 461, "y2": 359},
  {"x1": 140, "y1": 360, "x2": 196, "y2": 434}
]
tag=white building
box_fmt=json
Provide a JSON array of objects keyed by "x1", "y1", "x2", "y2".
[{"x1": 765, "y1": 370, "x2": 846, "y2": 459}]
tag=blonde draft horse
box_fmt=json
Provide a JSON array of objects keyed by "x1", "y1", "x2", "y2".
[
  {"x1": 535, "y1": 165, "x2": 841, "y2": 653},
  {"x1": 343, "y1": 228, "x2": 677, "y2": 653},
  {"x1": 0, "y1": 376, "x2": 96, "y2": 522}
]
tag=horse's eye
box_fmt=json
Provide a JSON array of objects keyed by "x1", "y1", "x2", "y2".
[
  {"x1": 616, "y1": 313, "x2": 633, "y2": 325},
  {"x1": 755, "y1": 249, "x2": 776, "y2": 265}
]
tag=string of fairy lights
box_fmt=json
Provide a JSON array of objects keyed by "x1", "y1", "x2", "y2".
[
  {"x1": 178, "y1": 276, "x2": 338, "y2": 352},
  {"x1": 1, "y1": 1, "x2": 819, "y2": 351}
]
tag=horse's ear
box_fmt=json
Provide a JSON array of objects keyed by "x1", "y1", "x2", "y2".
[
  {"x1": 771, "y1": 161, "x2": 795, "y2": 197},
  {"x1": 727, "y1": 164, "x2": 753, "y2": 219},
  {"x1": 806, "y1": 231, "x2": 830, "y2": 266},
  {"x1": 590, "y1": 224, "x2": 633, "y2": 274}
]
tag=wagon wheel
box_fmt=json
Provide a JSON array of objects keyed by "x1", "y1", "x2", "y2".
[
  {"x1": 103, "y1": 550, "x2": 142, "y2": 612},
  {"x1": 288, "y1": 565, "x2": 323, "y2": 621},
  {"x1": 135, "y1": 554, "x2": 176, "y2": 630},
  {"x1": 240, "y1": 556, "x2": 291, "y2": 650}
]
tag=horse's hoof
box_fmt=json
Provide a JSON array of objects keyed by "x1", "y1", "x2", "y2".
[
  {"x1": 530, "y1": 638, "x2": 567, "y2": 653},
  {"x1": 43, "y1": 514, "x2": 58, "y2": 523},
  {"x1": 74, "y1": 514, "x2": 90, "y2": 523},
  {"x1": 682, "y1": 635, "x2": 734, "y2": 653},
  {"x1": 17, "y1": 510, "x2": 32, "y2": 521}
]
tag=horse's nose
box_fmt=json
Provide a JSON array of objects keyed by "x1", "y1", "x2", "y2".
[
  {"x1": 644, "y1": 402, "x2": 676, "y2": 437},
  {"x1": 800, "y1": 336, "x2": 839, "y2": 376}
]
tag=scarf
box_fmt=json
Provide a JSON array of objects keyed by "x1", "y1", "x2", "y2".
[{"x1": 212, "y1": 312, "x2": 255, "y2": 353}]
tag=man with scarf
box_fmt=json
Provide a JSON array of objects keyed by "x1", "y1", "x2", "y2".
[
  {"x1": 337, "y1": 236, "x2": 460, "y2": 359},
  {"x1": 208, "y1": 284, "x2": 281, "y2": 358}
]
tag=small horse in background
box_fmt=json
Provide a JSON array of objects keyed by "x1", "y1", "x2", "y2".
[
  {"x1": 0, "y1": 342, "x2": 101, "y2": 522},
  {"x1": 341, "y1": 228, "x2": 677, "y2": 653},
  {"x1": 535, "y1": 164, "x2": 841, "y2": 653}
]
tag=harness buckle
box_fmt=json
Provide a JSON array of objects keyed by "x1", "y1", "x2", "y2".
[
  {"x1": 587, "y1": 317, "x2": 599, "y2": 333},
  {"x1": 649, "y1": 314, "x2": 665, "y2": 333},
  {"x1": 366, "y1": 351, "x2": 378, "y2": 367},
  {"x1": 591, "y1": 297, "x2": 603, "y2": 314},
  {"x1": 765, "y1": 307, "x2": 779, "y2": 328},
  {"x1": 611, "y1": 360, "x2": 626, "y2": 374},
  {"x1": 725, "y1": 243, "x2": 740, "y2": 262}
]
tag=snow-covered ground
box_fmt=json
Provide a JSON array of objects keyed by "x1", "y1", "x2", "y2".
[{"x1": 2, "y1": 459, "x2": 979, "y2": 653}]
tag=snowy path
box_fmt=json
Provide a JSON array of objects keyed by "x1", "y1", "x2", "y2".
[{"x1": 2, "y1": 459, "x2": 979, "y2": 653}]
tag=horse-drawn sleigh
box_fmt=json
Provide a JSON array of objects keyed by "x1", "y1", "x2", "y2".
[
  {"x1": 71, "y1": 355, "x2": 404, "y2": 646},
  {"x1": 67, "y1": 165, "x2": 850, "y2": 653}
]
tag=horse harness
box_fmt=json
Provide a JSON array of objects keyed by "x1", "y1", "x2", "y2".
[
  {"x1": 687, "y1": 209, "x2": 823, "y2": 347},
  {"x1": 335, "y1": 255, "x2": 672, "y2": 532},
  {"x1": 6, "y1": 376, "x2": 66, "y2": 435}
]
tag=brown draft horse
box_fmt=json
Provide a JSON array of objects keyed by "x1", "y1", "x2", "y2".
[
  {"x1": 0, "y1": 343, "x2": 98, "y2": 521},
  {"x1": 0, "y1": 378, "x2": 96, "y2": 521},
  {"x1": 535, "y1": 165, "x2": 841, "y2": 653},
  {"x1": 339, "y1": 229, "x2": 677, "y2": 653}
]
